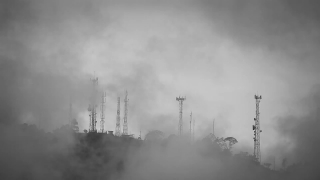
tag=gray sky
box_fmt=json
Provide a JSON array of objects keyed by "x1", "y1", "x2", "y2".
[{"x1": 1, "y1": 0, "x2": 320, "y2": 164}]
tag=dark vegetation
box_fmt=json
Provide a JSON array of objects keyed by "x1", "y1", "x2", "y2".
[{"x1": 0, "y1": 123, "x2": 319, "y2": 180}]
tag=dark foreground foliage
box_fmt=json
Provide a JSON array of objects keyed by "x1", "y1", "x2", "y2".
[{"x1": 0, "y1": 123, "x2": 319, "y2": 180}]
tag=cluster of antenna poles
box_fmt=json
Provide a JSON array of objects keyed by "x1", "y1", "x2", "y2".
[
  {"x1": 83, "y1": 74, "x2": 263, "y2": 162},
  {"x1": 86, "y1": 73, "x2": 130, "y2": 135},
  {"x1": 253, "y1": 95, "x2": 262, "y2": 163},
  {"x1": 176, "y1": 96, "x2": 186, "y2": 136}
]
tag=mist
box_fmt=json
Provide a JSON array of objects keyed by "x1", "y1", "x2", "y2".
[
  {"x1": 270, "y1": 85, "x2": 320, "y2": 164},
  {"x1": 1, "y1": 0, "x2": 320, "y2": 179}
]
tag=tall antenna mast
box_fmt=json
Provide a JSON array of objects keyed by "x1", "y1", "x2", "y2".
[
  {"x1": 88, "y1": 74, "x2": 98, "y2": 132},
  {"x1": 176, "y1": 96, "x2": 186, "y2": 136},
  {"x1": 253, "y1": 94, "x2": 262, "y2": 163},
  {"x1": 190, "y1": 112, "x2": 192, "y2": 141},
  {"x1": 100, "y1": 91, "x2": 106, "y2": 133},
  {"x1": 115, "y1": 97, "x2": 121, "y2": 136},
  {"x1": 123, "y1": 90, "x2": 129, "y2": 135}
]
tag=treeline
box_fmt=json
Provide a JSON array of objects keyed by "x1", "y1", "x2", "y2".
[
  {"x1": 0, "y1": 123, "x2": 318, "y2": 180},
  {"x1": 0, "y1": 123, "x2": 139, "y2": 180}
]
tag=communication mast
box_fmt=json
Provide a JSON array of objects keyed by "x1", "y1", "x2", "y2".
[
  {"x1": 176, "y1": 96, "x2": 186, "y2": 136},
  {"x1": 123, "y1": 90, "x2": 129, "y2": 135},
  {"x1": 253, "y1": 95, "x2": 262, "y2": 163},
  {"x1": 88, "y1": 75, "x2": 98, "y2": 132},
  {"x1": 115, "y1": 97, "x2": 121, "y2": 136},
  {"x1": 100, "y1": 91, "x2": 106, "y2": 133}
]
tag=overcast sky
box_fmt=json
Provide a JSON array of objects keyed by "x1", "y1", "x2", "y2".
[{"x1": 1, "y1": 0, "x2": 320, "y2": 163}]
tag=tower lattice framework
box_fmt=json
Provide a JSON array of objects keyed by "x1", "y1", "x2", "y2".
[
  {"x1": 100, "y1": 91, "x2": 106, "y2": 133},
  {"x1": 115, "y1": 97, "x2": 121, "y2": 136},
  {"x1": 253, "y1": 95, "x2": 262, "y2": 163},
  {"x1": 88, "y1": 76, "x2": 98, "y2": 132},
  {"x1": 176, "y1": 96, "x2": 186, "y2": 136},
  {"x1": 122, "y1": 91, "x2": 129, "y2": 135}
]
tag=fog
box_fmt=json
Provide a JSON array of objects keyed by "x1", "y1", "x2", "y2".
[
  {"x1": 0, "y1": 124, "x2": 268, "y2": 180},
  {"x1": 269, "y1": 85, "x2": 320, "y2": 164},
  {"x1": 1, "y1": 0, "x2": 320, "y2": 179}
]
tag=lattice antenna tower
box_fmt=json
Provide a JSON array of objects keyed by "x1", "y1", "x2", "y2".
[
  {"x1": 123, "y1": 90, "x2": 129, "y2": 135},
  {"x1": 88, "y1": 74, "x2": 98, "y2": 132},
  {"x1": 253, "y1": 95, "x2": 262, "y2": 163},
  {"x1": 115, "y1": 97, "x2": 121, "y2": 136},
  {"x1": 100, "y1": 91, "x2": 106, "y2": 133},
  {"x1": 176, "y1": 96, "x2": 186, "y2": 136}
]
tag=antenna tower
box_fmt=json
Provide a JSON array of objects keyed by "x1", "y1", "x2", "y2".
[
  {"x1": 176, "y1": 96, "x2": 186, "y2": 136},
  {"x1": 253, "y1": 95, "x2": 262, "y2": 163},
  {"x1": 123, "y1": 90, "x2": 129, "y2": 135},
  {"x1": 100, "y1": 91, "x2": 106, "y2": 133},
  {"x1": 88, "y1": 75, "x2": 98, "y2": 132},
  {"x1": 115, "y1": 97, "x2": 121, "y2": 136}
]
